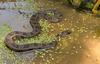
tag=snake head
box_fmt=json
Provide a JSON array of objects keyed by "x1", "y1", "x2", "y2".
[{"x1": 57, "y1": 30, "x2": 72, "y2": 37}]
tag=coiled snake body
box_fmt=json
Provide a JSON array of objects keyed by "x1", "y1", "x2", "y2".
[{"x1": 4, "y1": 9, "x2": 66, "y2": 52}]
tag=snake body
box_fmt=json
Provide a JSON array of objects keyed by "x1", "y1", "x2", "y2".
[{"x1": 4, "y1": 9, "x2": 63, "y2": 52}]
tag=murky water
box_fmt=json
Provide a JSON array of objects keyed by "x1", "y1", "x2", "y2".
[
  {"x1": 1, "y1": 0, "x2": 100, "y2": 64},
  {"x1": 32, "y1": 0, "x2": 100, "y2": 64}
]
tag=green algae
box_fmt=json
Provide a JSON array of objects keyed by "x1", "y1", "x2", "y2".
[
  {"x1": 0, "y1": 24, "x2": 27, "y2": 64},
  {"x1": 0, "y1": 24, "x2": 16, "y2": 64},
  {"x1": 0, "y1": 23, "x2": 12, "y2": 48},
  {"x1": 0, "y1": 19, "x2": 56, "y2": 64}
]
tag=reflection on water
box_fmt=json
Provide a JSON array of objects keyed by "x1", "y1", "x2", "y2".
[
  {"x1": 0, "y1": 10, "x2": 33, "y2": 32},
  {"x1": 1, "y1": 0, "x2": 100, "y2": 64}
]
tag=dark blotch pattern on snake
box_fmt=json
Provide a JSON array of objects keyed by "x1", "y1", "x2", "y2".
[{"x1": 4, "y1": 9, "x2": 68, "y2": 52}]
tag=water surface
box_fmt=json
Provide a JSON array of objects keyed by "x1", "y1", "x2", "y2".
[{"x1": 1, "y1": 0, "x2": 100, "y2": 64}]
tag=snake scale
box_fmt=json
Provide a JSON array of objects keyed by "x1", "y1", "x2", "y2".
[{"x1": 4, "y1": 9, "x2": 71, "y2": 52}]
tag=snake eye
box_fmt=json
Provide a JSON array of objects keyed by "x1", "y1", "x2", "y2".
[
  {"x1": 59, "y1": 14, "x2": 63, "y2": 18},
  {"x1": 47, "y1": 12, "x2": 55, "y2": 17}
]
